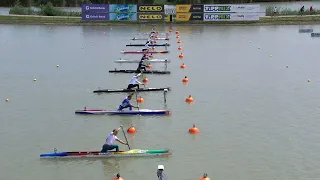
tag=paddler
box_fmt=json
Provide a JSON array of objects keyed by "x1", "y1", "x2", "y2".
[
  {"x1": 136, "y1": 59, "x2": 147, "y2": 73},
  {"x1": 127, "y1": 73, "x2": 144, "y2": 90},
  {"x1": 101, "y1": 127, "x2": 128, "y2": 152},
  {"x1": 117, "y1": 93, "x2": 139, "y2": 111},
  {"x1": 142, "y1": 43, "x2": 150, "y2": 52}
]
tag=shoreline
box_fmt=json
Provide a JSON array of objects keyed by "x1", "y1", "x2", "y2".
[{"x1": 1, "y1": 14, "x2": 320, "y2": 26}]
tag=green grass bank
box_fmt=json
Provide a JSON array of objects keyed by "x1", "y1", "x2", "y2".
[{"x1": 1, "y1": 14, "x2": 320, "y2": 26}]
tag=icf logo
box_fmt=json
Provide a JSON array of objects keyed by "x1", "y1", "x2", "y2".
[
  {"x1": 85, "y1": 6, "x2": 89, "y2": 10},
  {"x1": 86, "y1": 15, "x2": 89, "y2": 18}
]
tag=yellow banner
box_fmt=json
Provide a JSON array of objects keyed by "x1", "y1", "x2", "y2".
[
  {"x1": 176, "y1": 13, "x2": 192, "y2": 21},
  {"x1": 176, "y1": 5, "x2": 192, "y2": 13}
]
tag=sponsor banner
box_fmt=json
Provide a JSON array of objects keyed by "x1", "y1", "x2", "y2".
[
  {"x1": 109, "y1": 4, "x2": 137, "y2": 13},
  {"x1": 245, "y1": 14, "x2": 259, "y2": 20},
  {"x1": 109, "y1": 13, "x2": 137, "y2": 20},
  {"x1": 203, "y1": 13, "x2": 258, "y2": 21},
  {"x1": 164, "y1": 5, "x2": 176, "y2": 15},
  {"x1": 203, "y1": 4, "x2": 260, "y2": 13},
  {"x1": 137, "y1": 13, "x2": 164, "y2": 20},
  {"x1": 137, "y1": 5, "x2": 164, "y2": 12},
  {"x1": 176, "y1": 4, "x2": 203, "y2": 13},
  {"x1": 176, "y1": 13, "x2": 203, "y2": 21},
  {"x1": 82, "y1": 13, "x2": 109, "y2": 20},
  {"x1": 81, "y1": 4, "x2": 109, "y2": 13}
]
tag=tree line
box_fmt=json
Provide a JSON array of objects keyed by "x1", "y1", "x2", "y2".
[{"x1": 0, "y1": 0, "x2": 300, "y2": 7}]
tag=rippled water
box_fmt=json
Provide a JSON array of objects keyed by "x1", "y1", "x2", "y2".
[{"x1": 1, "y1": 24, "x2": 320, "y2": 180}]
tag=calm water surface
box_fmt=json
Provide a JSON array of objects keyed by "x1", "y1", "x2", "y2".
[{"x1": 1, "y1": 24, "x2": 320, "y2": 180}]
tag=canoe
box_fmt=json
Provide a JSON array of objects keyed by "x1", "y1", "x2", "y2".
[
  {"x1": 131, "y1": 37, "x2": 169, "y2": 40},
  {"x1": 109, "y1": 69, "x2": 170, "y2": 74},
  {"x1": 75, "y1": 109, "x2": 171, "y2": 115},
  {"x1": 126, "y1": 44, "x2": 170, "y2": 47},
  {"x1": 40, "y1": 148, "x2": 172, "y2": 158},
  {"x1": 93, "y1": 87, "x2": 171, "y2": 93},
  {"x1": 121, "y1": 50, "x2": 169, "y2": 54},
  {"x1": 114, "y1": 59, "x2": 171, "y2": 63}
]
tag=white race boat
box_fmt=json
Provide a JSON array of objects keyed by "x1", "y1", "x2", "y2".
[{"x1": 114, "y1": 58, "x2": 171, "y2": 63}]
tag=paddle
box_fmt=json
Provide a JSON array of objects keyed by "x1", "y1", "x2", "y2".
[
  {"x1": 120, "y1": 125, "x2": 131, "y2": 150},
  {"x1": 135, "y1": 89, "x2": 140, "y2": 111}
]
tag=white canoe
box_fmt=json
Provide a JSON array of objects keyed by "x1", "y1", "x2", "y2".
[{"x1": 114, "y1": 59, "x2": 171, "y2": 63}]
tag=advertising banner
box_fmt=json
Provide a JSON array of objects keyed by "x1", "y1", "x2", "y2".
[
  {"x1": 81, "y1": 4, "x2": 109, "y2": 13},
  {"x1": 203, "y1": 13, "x2": 258, "y2": 21},
  {"x1": 203, "y1": 4, "x2": 260, "y2": 13},
  {"x1": 137, "y1": 5, "x2": 164, "y2": 12},
  {"x1": 109, "y1": 13, "x2": 137, "y2": 20},
  {"x1": 137, "y1": 13, "x2": 164, "y2": 20},
  {"x1": 176, "y1": 4, "x2": 203, "y2": 13},
  {"x1": 109, "y1": 4, "x2": 137, "y2": 13},
  {"x1": 164, "y1": 5, "x2": 176, "y2": 14},
  {"x1": 176, "y1": 13, "x2": 203, "y2": 21},
  {"x1": 82, "y1": 13, "x2": 109, "y2": 20}
]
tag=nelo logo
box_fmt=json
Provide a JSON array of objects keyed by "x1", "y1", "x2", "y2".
[
  {"x1": 139, "y1": 6, "x2": 162, "y2": 11},
  {"x1": 139, "y1": 14, "x2": 163, "y2": 19}
]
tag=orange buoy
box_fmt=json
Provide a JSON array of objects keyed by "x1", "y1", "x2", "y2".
[
  {"x1": 179, "y1": 53, "x2": 184, "y2": 58},
  {"x1": 137, "y1": 97, "x2": 144, "y2": 103},
  {"x1": 169, "y1": 29, "x2": 172, "y2": 33},
  {"x1": 189, "y1": 124, "x2": 199, "y2": 134},
  {"x1": 178, "y1": 46, "x2": 183, "y2": 51},
  {"x1": 200, "y1": 173, "x2": 210, "y2": 180},
  {"x1": 180, "y1": 63, "x2": 186, "y2": 69},
  {"x1": 176, "y1": 35, "x2": 180, "y2": 38},
  {"x1": 176, "y1": 30, "x2": 179, "y2": 34},
  {"x1": 182, "y1": 76, "x2": 189, "y2": 83},
  {"x1": 177, "y1": 39, "x2": 181, "y2": 44},
  {"x1": 147, "y1": 64, "x2": 152, "y2": 69},
  {"x1": 143, "y1": 77, "x2": 149, "y2": 83},
  {"x1": 186, "y1": 95, "x2": 194, "y2": 103},
  {"x1": 114, "y1": 173, "x2": 124, "y2": 180},
  {"x1": 127, "y1": 125, "x2": 137, "y2": 134}
]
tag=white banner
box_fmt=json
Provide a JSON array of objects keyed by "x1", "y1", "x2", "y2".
[
  {"x1": 164, "y1": 5, "x2": 176, "y2": 15},
  {"x1": 203, "y1": 4, "x2": 260, "y2": 13},
  {"x1": 203, "y1": 13, "x2": 259, "y2": 21}
]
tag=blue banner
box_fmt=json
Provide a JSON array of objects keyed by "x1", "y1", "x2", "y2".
[
  {"x1": 109, "y1": 13, "x2": 137, "y2": 20},
  {"x1": 82, "y1": 13, "x2": 109, "y2": 20},
  {"x1": 82, "y1": 4, "x2": 109, "y2": 13},
  {"x1": 109, "y1": 4, "x2": 137, "y2": 13}
]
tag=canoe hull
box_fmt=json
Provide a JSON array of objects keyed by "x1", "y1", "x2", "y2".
[
  {"x1": 121, "y1": 51, "x2": 169, "y2": 54},
  {"x1": 131, "y1": 38, "x2": 169, "y2": 40},
  {"x1": 93, "y1": 87, "x2": 171, "y2": 93},
  {"x1": 75, "y1": 109, "x2": 171, "y2": 115},
  {"x1": 114, "y1": 59, "x2": 171, "y2": 63},
  {"x1": 126, "y1": 44, "x2": 170, "y2": 47},
  {"x1": 40, "y1": 149, "x2": 172, "y2": 158},
  {"x1": 109, "y1": 70, "x2": 170, "y2": 74}
]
